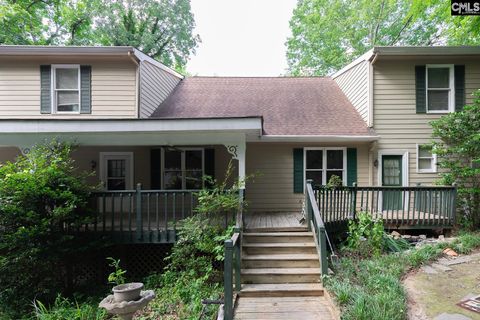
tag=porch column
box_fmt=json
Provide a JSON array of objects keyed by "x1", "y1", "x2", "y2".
[{"x1": 224, "y1": 140, "x2": 246, "y2": 189}]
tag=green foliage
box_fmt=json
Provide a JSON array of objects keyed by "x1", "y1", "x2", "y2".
[
  {"x1": 0, "y1": 141, "x2": 98, "y2": 318},
  {"x1": 347, "y1": 212, "x2": 384, "y2": 256},
  {"x1": 325, "y1": 232, "x2": 480, "y2": 320},
  {"x1": 34, "y1": 295, "x2": 106, "y2": 320},
  {"x1": 0, "y1": 0, "x2": 199, "y2": 70},
  {"x1": 326, "y1": 174, "x2": 343, "y2": 189},
  {"x1": 430, "y1": 91, "x2": 480, "y2": 229},
  {"x1": 107, "y1": 258, "x2": 127, "y2": 286}
]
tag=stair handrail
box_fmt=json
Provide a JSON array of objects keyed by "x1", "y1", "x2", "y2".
[{"x1": 305, "y1": 179, "x2": 329, "y2": 276}]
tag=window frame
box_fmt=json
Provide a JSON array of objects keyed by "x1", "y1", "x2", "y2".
[
  {"x1": 161, "y1": 147, "x2": 205, "y2": 190},
  {"x1": 416, "y1": 144, "x2": 437, "y2": 173},
  {"x1": 303, "y1": 147, "x2": 347, "y2": 187},
  {"x1": 425, "y1": 64, "x2": 455, "y2": 114},
  {"x1": 51, "y1": 64, "x2": 81, "y2": 114},
  {"x1": 99, "y1": 152, "x2": 134, "y2": 190}
]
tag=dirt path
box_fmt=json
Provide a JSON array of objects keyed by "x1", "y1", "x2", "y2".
[{"x1": 404, "y1": 250, "x2": 480, "y2": 320}]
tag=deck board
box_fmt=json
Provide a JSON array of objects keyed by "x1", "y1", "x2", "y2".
[{"x1": 244, "y1": 212, "x2": 307, "y2": 231}]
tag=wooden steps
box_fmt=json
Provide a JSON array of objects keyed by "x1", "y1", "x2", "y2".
[
  {"x1": 244, "y1": 232, "x2": 314, "y2": 243},
  {"x1": 243, "y1": 253, "x2": 320, "y2": 268},
  {"x1": 242, "y1": 267, "x2": 321, "y2": 284},
  {"x1": 243, "y1": 242, "x2": 317, "y2": 255},
  {"x1": 240, "y1": 283, "x2": 324, "y2": 297}
]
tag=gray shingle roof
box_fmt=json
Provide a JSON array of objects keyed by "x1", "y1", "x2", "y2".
[{"x1": 150, "y1": 77, "x2": 372, "y2": 136}]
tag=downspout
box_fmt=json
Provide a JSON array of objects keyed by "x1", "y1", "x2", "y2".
[{"x1": 128, "y1": 51, "x2": 141, "y2": 118}]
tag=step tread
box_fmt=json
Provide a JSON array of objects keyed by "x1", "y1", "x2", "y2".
[
  {"x1": 241, "y1": 283, "x2": 323, "y2": 292},
  {"x1": 243, "y1": 254, "x2": 319, "y2": 261},
  {"x1": 243, "y1": 232, "x2": 314, "y2": 237},
  {"x1": 241, "y1": 268, "x2": 321, "y2": 275},
  {"x1": 243, "y1": 242, "x2": 316, "y2": 248}
]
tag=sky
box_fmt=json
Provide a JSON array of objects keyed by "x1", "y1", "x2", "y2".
[{"x1": 187, "y1": 0, "x2": 298, "y2": 76}]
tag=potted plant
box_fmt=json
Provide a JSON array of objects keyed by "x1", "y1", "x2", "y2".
[{"x1": 107, "y1": 258, "x2": 143, "y2": 302}]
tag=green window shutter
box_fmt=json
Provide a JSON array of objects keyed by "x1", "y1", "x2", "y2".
[
  {"x1": 80, "y1": 65, "x2": 92, "y2": 114},
  {"x1": 40, "y1": 65, "x2": 52, "y2": 114},
  {"x1": 293, "y1": 148, "x2": 304, "y2": 193},
  {"x1": 204, "y1": 148, "x2": 215, "y2": 188},
  {"x1": 415, "y1": 65, "x2": 426, "y2": 114},
  {"x1": 347, "y1": 148, "x2": 357, "y2": 186},
  {"x1": 454, "y1": 65, "x2": 465, "y2": 112},
  {"x1": 150, "y1": 148, "x2": 161, "y2": 189}
]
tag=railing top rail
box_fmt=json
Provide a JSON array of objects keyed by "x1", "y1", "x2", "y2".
[
  {"x1": 92, "y1": 189, "x2": 200, "y2": 195},
  {"x1": 306, "y1": 183, "x2": 325, "y2": 228},
  {"x1": 312, "y1": 185, "x2": 456, "y2": 191}
]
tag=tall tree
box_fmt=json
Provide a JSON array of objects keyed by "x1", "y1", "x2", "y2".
[
  {"x1": 286, "y1": 0, "x2": 443, "y2": 76},
  {"x1": 0, "y1": 0, "x2": 199, "y2": 70}
]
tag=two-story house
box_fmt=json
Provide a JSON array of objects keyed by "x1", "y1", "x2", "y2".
[{"x1": 0, "y1": 45, "x2": 477, "y2": 216}]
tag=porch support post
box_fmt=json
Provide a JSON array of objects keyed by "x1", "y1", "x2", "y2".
[{"x1": 224, "y1": 139, "x2": 246, "y2": 189}]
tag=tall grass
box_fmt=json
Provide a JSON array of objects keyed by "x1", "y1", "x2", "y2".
[{"x1": 324, "y1": 232, "x2": 480, "y2": 320}]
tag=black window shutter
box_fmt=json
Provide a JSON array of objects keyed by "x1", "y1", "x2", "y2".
[
  {"x1": 293, "y1": 148, "x2": 304, "y2": 193},
  {"x1": 40, "y1": 65, "x2": 52, "y2": 114},
  {"x1": 347, "y1": 148, "x2": 357, "y2": 186},
  {"x1": 454, "y1": 65, "x2": 465, "y2": 112},
  {"x1": 80, "y1": 65, "x2": 92, "y2": 114},
  {"x1": 415, "y1": 65, "x2": 426, "y2": 114},
  {"x1": 204, "y1": 148, "x2": 215, "y2": 188},
  {"x1": 150, "y1": 148, "x2": 161, "y2": 189}
]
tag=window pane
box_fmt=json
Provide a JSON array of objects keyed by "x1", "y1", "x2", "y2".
[
  {"x1": 57, "y1": 91, "x2": 79, "y2": 112},
  {"x1": 418, "y1": 145, "x2": 432, "y2": 158},
  {"x1": 327, "y1": 150, "x2": 343, "y2": 169},
  {"x1": 419, "y1": 159, "x2": 432, "y2": 170},
  {"x1": 107, "y1": 178, "x2": 126, "y2": 190},
  {"x1": 383, "y1": 159, "x2": 401, "y2": 185},
  {"x1": 164, "y1": 150, "x2": 181, "y2": 170},
  {"x1": 306, "y1": 170, "x2": 323, "y2": 186},
  {"x1": 108, "y1": 159, "x2": 126, "y2": 178},
  {"x1": 56, "y1": 68, "x2": 79, "y2": 89},
  {"x1": 428, "y1": 90, "x2": 449, "y2": 111},
  {"x1": 428, "y1": 68, "x2": 449, "y2": 88},
  {"x1": 164, "y1": 171, "x2": 182, "y2": 189},
  {"x1": 326, "y1": 171, "x2": 343, "y2": 183},
  {"x1": 306, "y1": 150, "x2": 323, "y2": 169},
  {"x1": 185, "y1": 170, "x2": 203, "y2": 189},
  {"x1": 186, "y1": 150, "x2": 202, "y2": 170}
]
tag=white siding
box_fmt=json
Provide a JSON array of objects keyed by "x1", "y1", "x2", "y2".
[
  {"x1": 139, "y1": 61, "x2": 181, "y2": 118},
  {"x1": 245, "y1": 142, "x2": 370, "y2": 213},
  {"x1": 334, "y1": 60, "x2": 369, "y2": 124},
  {"x1": 372, "y1": 57, "x2": 480, "y2": 186},
  {"x1": 0, "y1": 56, "x2": 138, "y2": 118}
]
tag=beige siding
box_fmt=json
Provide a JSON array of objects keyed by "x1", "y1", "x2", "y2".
[
  {"x1": 334, "y1": 60, "x2": 369, "y2": 124},
  {"x1": 139, "y1": 61, "x2": 181, "y2": 118},
  {"x1": 245, "y1": 142, "x2": 370, "y2": 213},
  {"x1": 0, "y1": 56, "x2": 138, "y2": 118},
  {"x1": 372, "y1": 57, "x2": 480, "y2": 186}
]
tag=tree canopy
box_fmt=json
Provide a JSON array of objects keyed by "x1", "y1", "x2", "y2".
[
  {"x1": 0, "y1": 0, "x2": 199, "y2": 69},
  {"x1": 286, "y1": 0, "x2": 480, "y2": 76}
]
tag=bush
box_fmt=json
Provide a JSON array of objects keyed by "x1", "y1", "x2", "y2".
[
  {"x1": 0, "y1": 141, "x2": 99, "y2": 318},
  {"x1": 34, "y1": 295, "x2": 106, "y2": 320},
  {"x1": 346, "y1": 212, "x2": 384, "y2": 256}
]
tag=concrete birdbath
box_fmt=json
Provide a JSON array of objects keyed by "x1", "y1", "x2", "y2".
[{"x1": 99, "y1": 282, "x2": 155, "y2": 320}]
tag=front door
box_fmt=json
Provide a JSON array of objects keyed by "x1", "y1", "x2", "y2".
[{"x1": 382, "y1": 155, "x2": 403, "y2": 210}]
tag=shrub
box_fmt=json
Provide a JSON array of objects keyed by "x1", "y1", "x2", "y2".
[
  {"x1": 34, "y1": 295, "x2": 106, "y2": 320},
  {"x1": 0, "y1": 141, "x2": 99, "y2": 318},
  {"x1": 347, "y1": 212, "x2": 384, "y2": 256}
]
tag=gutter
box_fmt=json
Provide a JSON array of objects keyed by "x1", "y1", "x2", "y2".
[{"x1": 254, "y1": 135, "x2": 380, "y2": 143}]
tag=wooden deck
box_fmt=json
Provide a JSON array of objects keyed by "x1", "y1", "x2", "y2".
[
  {"x1": 244, "y1": 212, "x2": 307, "y2": 231},
  {"x1": 233, "y1": 296, "x2": 335, "y2": 320}
]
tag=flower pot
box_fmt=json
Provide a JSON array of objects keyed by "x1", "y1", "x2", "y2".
[{"x1": 112, "y1": 282, "x2": 144, "y2": 302}]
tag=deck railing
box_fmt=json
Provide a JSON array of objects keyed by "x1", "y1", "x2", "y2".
[
  {"x1": 88, "y1": 183, "x2": 199, "y2": 243},
  {"x1": 305, "y1": 180, "x2": 329, "y2": 276},
  {"x1": 223, "y1": 189, "x2": 243, "y2": 320},
  {"x1": 312, "y1": 183, "x2": 457, "y2": 228}
]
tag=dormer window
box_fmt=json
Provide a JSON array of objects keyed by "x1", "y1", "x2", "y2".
[
  {"x1": 426, "y1": 65, "x2": 454, "y2": 113},
  {"x1": 52, "y1": 65, "x2": 80, "y2": 113}
]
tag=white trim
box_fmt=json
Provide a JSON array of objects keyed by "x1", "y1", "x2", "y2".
[
  {"x1": 377, "y1": 150, "x2": 409, "y2": 187},
  {"x1": 331, "y1": 49, "x2": 374, "y2": 78},
  {"x1": 256, "y1": 135, "x2": 379, "y2": 142},
  {"x1": 133, "y1": 49, "x2": 184, "y2": 79},
  {"x1": 426, "y1": 64, "x2": 455, "y2": 114},
  {"x1": 0, "y1": 118, "x2": 263, "y2": 134},
  {"x1": 303, "y1": 147, "x2": 347, "y2": 189},
  {"x1": 416, "y1": 144, "x2": 437, "y2": 173},
  {"x1": 99, "y1": 152, "x2": 134, "y2": 190},
  {"x1": 51, "y1": 64, "x2": 81, "y2": 114},
  {"x1": 160, "y1": 147, "x2": 205, "y2": 190},
  {"x1": 367, "y1": 60, "x2": 374, "y2": 127}
]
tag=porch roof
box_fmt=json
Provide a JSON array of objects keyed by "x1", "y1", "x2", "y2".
[{"x1": 150, "y1": 77, "x2": 375, "y2": 137}]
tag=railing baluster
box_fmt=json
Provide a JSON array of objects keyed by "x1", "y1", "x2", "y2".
[
  {"x1": 119, "y1": 193, "x2": 123, "y2": 232},
  {"x1": 173, "y1": 193, "x2": 176, "y2": 234},
  {"x1": 111, "y1": 193, "x2": 115, "y2": 232},
  {"x1": 147, "y1": 193, "x2": 151, "y2": 235},
  {"x1": 135, "y1": 183, "x2": 142, "y2": 241},
  {"x1": 129, "y1": 192, "x2": 132, "y2": 232},
  {"x1": 156, "y1": 193, "x2": 160, "y2": 237},
  {"x1": 164, "y1": 193, "x2": 168, "y2": 242}
]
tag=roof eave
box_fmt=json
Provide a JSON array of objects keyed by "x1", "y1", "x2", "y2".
[
  {"x1": 254, "y1": 135, "x2": 380, "y2": 142},
  {"x1": 0, "y1": 45, "x2": 136, "y2": 56},
  {"x1": 373, "y1": 46, "x2": 480, "y2": 56}
]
